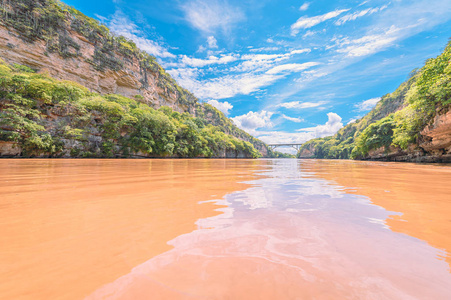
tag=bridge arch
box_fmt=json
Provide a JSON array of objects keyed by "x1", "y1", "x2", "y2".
[{"x1": 267, "y1": 143, "x2": 303, "y2": 151}]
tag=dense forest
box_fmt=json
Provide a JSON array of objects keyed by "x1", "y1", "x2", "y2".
[{"x1": 298, "y1": 39, "x2": 451, "y2": 161}]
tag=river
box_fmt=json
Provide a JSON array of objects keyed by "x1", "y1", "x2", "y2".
[{"x1": 0, "y1": 159, "x2": 450, "y2": 299}]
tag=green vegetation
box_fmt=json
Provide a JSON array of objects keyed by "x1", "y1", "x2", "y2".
[
  {"x1": 267, "y1": 150, "x2": 296, "y2": 158},
  {"x1": 197, "y1": 103, "x2": 269, "y2": 152},
  {"x1": 298, "y1": 40, "x2": 451, "y2": 160},
  {"x1": 0, "y1": 60, "x2": 261, "y2": 158}
]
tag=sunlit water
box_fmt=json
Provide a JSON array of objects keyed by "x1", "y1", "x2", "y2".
[{"x1": 1, "y1": 159, "x2": 451, "y2": 299}]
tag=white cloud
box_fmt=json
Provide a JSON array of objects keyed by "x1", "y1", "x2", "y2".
[
  {"x1": 207, "y1": 99, "x2": 233, "y2": 115},
  {"x1": 347, "y1": 118, "x2": 357, "y2": 125},
  {"x1": 278, "y1": 101, "x2": 328, "y2": 109},
  {"x1": 168, "y1": 67, "x2": 285, "y2": 99},
  {"x1": 169, "y1": 48, "x2": 316, "y2": 99},
  {"x1": 302, "y1": 30, "x2": 316, "y2": 38},
  {"x1": 296, "y1": 112, "x2": 343, "y2": 137},
  {"x1": 249, "y1": 47, "x2": 280, "y2": 52},
  {"x1": 335, "y1": 6, "x2": 388, "y2": 26},
  {"x1": 334, "y1": 26, "x2": 401, "y2": 57},
  {"x1": 330, "y1": 1, "x2": 451, "y2": 58},
  {"x1": 207, "y1": 36, "x2": 218, "y2": 49},
  {"x1": 94, "y1": 14, "x2": 107, "y2": 22},
  {"x1": 290, "y1": 49, "x2": 311, "y2": 55},
  {"x1": 266, "y1": 62, "x2": 320, "y2": 75},
  {"x1": 197, "y1": 36, "x2": 220, "y2": 53},
  {"x1": 178, "y1": 48, "x2": 311, "y2": 71},
  {"x1": 291, "y1": 9, "x2": 350, "y2": 35},
  {"x1": 241, "y1": 53, "x2": 288, "y2": 61},
  {"x1": 180, "y1": 54, "x2": 239, "y2": 67},
  {"x1": 355, "y1": 97, "x2": 381, "y2": 111},
  {"x1": 108, "y1": 11, "x2": 175, "y2": 58},
  {"x1": 252, "y1": 113, "x2": 343, "y2": 146},
  {"x1": 299, "y1": 3, "x2": 310, "y2": 12},
  {"x1": 231, "y1": 111, "x2": 274, "y2": 132},
  {"x1": 282, "y1": 114, "x2": 304, "y2": 123},
  {"x1": 233, "y1": 49, "x2": 311, "y2": 72},
  {"x1": 181, "y1": 0, "x2": 245, "y2": 34}
]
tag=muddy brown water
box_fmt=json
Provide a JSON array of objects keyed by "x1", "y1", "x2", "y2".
[{"x1": 0, "y1": 159, "x2": 450, "y2": 299}]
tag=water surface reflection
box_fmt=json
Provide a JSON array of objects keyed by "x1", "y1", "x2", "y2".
[
  {"x1": 0, "y1": 159, "x2": 265, "y2": 299},
  {"x1": 88, "y1": 159, "x2": 451, "y2": 299},
  {"x1": 302, "y1": 159, "x2": 451, "y2": 265}
]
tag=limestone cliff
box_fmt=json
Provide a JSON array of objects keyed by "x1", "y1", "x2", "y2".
[
  {"x1": 420, "y1": 109, "x2": 451, "y2": 155},
  {"x1": 0, "y1": 24, "x2": 196, "y2": 114}
]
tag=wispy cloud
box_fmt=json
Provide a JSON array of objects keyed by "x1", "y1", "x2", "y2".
[
  {"x1": 231, "y1": 49, "x2": 311, "y2": 72},
  {"x1": 281, "y1": 114, "x2": 304, "y2": 123},
  {"x1": 180, "y1": 54, "x2": 239, "y2": 67},
  {"x1": 207, "y1": 99, "x2": 233, "y2": 115},
  {"x1": 181, "y1": 0, "x2": 245, "y2": 34},
  {"x1": 334, "y1": 25, "x2": 402, "y2": 57},
  {"x1": 168, "y1": 71, "x2": 284, "y2": 100},
  {"x1": 299, "y1": 2, "x2": 310, "y2": 12},
  {"x1": 249, "y1": 47, "x2": 280, "y2": 52},
  {"x1": 270, "y1": 0, "x2": 451, "y2": 108},
  {"x1": 207, "y1": 36, "x2": 218, "y2": 49},
  {"x1": 266, "y1": 62, "x2": 320, "y2": 75},
  {"x1": 108, "y1": 11, "x2": 175, "y2": 58},
  {"x1": 354, "y1": 97, "x2": 381, "y2": 111},
  {"x1": 168, "y1": 48, "x2": 316, "y2": 99},
  {"x1": 291, "y1": 9, "x2": 350, "y2": 35},
  {"x1": 335, "y1": 5, "x2": 388, "y2": 26},
  {"x1": 197, "y1": 36, "x2": 220, "y2": 53},
  {"x1": 278, "y1": 101, "x2": 328, "y2": 109}
]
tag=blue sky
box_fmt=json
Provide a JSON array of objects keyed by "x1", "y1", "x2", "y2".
[{"x1": 65, "y1": 0, "x2": 451, "y2": 152}]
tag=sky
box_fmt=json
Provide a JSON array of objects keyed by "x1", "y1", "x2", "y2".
[{"x1": 65, "y1": 0, "x2": 451, "y2": 153}]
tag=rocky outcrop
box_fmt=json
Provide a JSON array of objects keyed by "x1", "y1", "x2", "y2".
[
  {"x1": 365, "y1": 109, "x2": 451, "y2": 162},
  {"x1": 0, "y1": 141, "x2": 21, "y2": 156},
  {"x1": 298, "y1": 143, "x2": 315, "y2": 158},
  {"x1": 0, "y1": 25, "x2": 195, "y2": 113},
  {"x1": 420, "y1": 109, "x2": 451, "y2": 155}
]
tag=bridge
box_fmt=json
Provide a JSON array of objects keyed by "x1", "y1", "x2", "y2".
[{"x1": 267, "y1": 143, "x2": 303, "y2": 151}]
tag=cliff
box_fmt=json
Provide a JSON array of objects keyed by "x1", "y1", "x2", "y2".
[
  {"x1": 0, "y1": 59, "x2": 263, "y2": 158},
  {"x1": 0, "y1": 0, "x2": 270, "y2": 158},
  {"x1": 298, "y1": 40, "x2": 451, "y2": 163},
  {"x1": 0, "y1": 3, "x2": 196, "y2": 113}
]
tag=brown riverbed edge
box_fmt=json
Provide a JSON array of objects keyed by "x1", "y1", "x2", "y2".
[{"x1": 299, "y1": 153, "x2": 451, "y2": 163}]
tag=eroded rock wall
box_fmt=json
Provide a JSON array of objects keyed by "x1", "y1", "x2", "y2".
[{"x1": 0, "y1": 25, "x2": 195, "y2": 113}]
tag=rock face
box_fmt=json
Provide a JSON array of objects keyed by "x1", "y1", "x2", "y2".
[
  {"x1": 298, "y1": 143, "x2": 315, "y2": 158},
  {"x1": 0, "y1": 141, "x2": 21, "y2": 156},
  {"x1": 0, "y1": 25, "x2": 195, "y2": 114},
  {"x1": 420, "y1": 109, "x2": 451, "y2": 155},
  {"x1": 360, "y1": 110, "x2": 451, "y2": 162}
]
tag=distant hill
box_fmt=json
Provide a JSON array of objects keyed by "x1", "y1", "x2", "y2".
[
  {"x1": 0, "y1": 0, "x2": 276, "y2": 158},
  {"x1": 298, "y1": 40, "x2": 451, "y2": 163}
]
